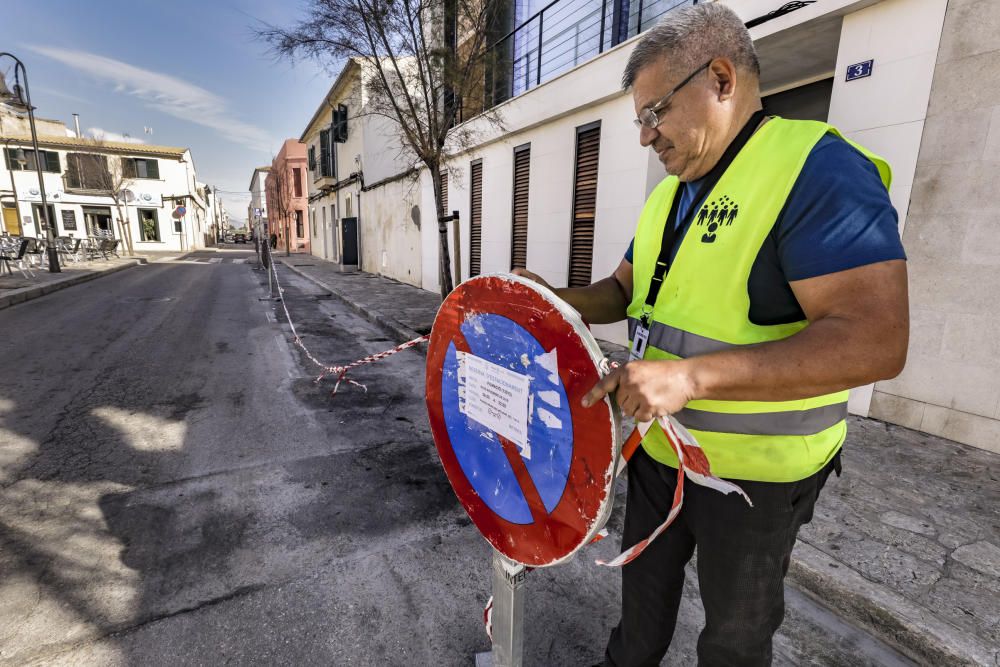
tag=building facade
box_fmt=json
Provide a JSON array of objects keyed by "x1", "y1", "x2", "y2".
[
  {"x1": 0, "y1": 131, "x2": 208, "y2": 253},
  {"x1": 249, "y1": 166, "x2": 270, "y2": 236},
  {"x1": 266, "y1": 140, "x2": 311, "y2": 254},
  {"x1": 299, "y1": 59, "x2": 423, "y2": 285}
]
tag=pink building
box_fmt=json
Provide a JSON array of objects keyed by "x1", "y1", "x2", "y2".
[{"x1": 267, "y1": 139, "x2": 311, "y2": 254}]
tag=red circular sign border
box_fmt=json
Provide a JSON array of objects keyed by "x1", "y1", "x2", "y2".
[{"x1": 426, "y1": 275, "x2": 617, "y2": 567}]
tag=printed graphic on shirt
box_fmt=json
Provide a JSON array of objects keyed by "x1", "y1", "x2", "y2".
[{"x1": 695, "y1": 194, "x2": 739, "y2": 244}]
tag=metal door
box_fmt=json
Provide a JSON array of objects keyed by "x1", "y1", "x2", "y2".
[{"x1": 341, "y1": 216, "x2": 358, "y2": 266}]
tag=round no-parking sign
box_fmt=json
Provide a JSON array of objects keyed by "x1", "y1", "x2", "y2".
[{"x1": 426, "y1": 274, "x2": 620, "y2": 567}]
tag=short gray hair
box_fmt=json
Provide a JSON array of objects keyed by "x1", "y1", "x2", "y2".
[{"x1": 622, "y1": 3, "x2": 760, "y2": 90}]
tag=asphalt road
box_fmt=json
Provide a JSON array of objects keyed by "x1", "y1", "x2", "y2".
[{"x1": 0, "y1": 250, "x2": 912, "y2": 665}]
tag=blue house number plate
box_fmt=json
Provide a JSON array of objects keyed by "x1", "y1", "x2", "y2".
[{"x1": 846, "y1": 60, "x2": 874, "y2": 81}]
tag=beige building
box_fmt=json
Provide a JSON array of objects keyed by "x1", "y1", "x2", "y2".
[{"x1": 867, "y1": 0, "x2": 1000, "y2": 453}]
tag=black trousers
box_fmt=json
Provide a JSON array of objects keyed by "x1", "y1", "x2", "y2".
[{"x1": 603, "y1": 446, "x2": 839, "y2": 667}]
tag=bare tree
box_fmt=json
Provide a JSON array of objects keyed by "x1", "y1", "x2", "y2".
[
  {"x1": 267, "y1": 162, "x2": 294, "y2": 257},
  {"x1": 260, "y1": 0, "x2": 506, "y2": 296},
  {"x1": 75, "y1": 137, "x2": 136, "y2": 256}
]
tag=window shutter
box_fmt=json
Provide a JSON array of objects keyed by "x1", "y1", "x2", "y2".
[
  {"x1": 469, "y1": 160, "x2": 483, "y2": 277},
  {"x1": 439, "y1": 171, "x2": 448, "y2": 213},
  {"x1": 510, "y1": 144, "x2": 530, "y2": 270},
  {"x1": 122, "y1": 158, "x2": 137, "y2": 179},
  {"x1": 147, "y1": 159, "x2": 159, "y2": 179},
  {"x1": 319, "y1": 130, "x2": 331, "y2": 177},
  {"x1": 568, "y1": 124, "x2": 600, "y2": 288},
  {"x1": 308, "y1": 146, "x2": 316, "y2": 172},
  {"x1": 65, "y1": 153, "x2": 80, "y2": 187}
]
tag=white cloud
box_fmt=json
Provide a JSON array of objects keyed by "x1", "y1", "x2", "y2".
[
  {"x1": 27, "y1": 45, "x2": 275, "y2": 152},
  {"x1": 87, "y1": 127, "x2": 147, "y2": 144}
]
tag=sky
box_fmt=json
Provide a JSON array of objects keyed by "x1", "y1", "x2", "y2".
[{"x1": 0, "y1": 0, "x2": 341, "y2": 224}]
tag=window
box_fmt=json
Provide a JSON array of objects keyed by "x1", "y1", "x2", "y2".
[
  {"x1": 65, "y1": 153, "x2": 110, "y2": 190},
  {"x1": 319, "y1": 129, "x2": 334, "y2": 178},
  {"x1": 293, "y1": 168, "x2": 303, "y2": 197},
  {"x1": 469, "y1": 159, "x2": 483, "y2": 277},
  {"x1": 122, "y1": 157, "x2": 160, "y2": 179},
  {"x1": 139, "y1": 208, "x2": 160, "y2": 241},
  {"x1": 172, "y1": 200, "x2": 184, "y2": 233},
  {"x1": 311, "y1": 209, "x2": 316, "y2": 236},
  {"x1": 510, "y1": 144, "x2": 530, "y2": 270},
  {"x1": 4, "y1": 148, "x2": 60, "y2": 172},
  {"x1": 308, "y1": 145, "x2": 316, "y2": 172},
  {"x1": 295, "y1": 210, "x2": 304, "y2": 237},
  {"x1": 332, "y1": 105, "x2": 348, "y2": 143},
  {"x1": 568, "y1": 122, "x2": 601, "y2": 287}
]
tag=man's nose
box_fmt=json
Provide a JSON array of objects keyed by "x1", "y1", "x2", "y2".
[{"x1": 639, "y1": 125, "x2": 659, "y2": 147}]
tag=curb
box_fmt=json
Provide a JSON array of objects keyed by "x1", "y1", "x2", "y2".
[
  {"x1": 0, "y1": 259, "x2": 145, "y2": 312},
  {"x1": 788, "y1": 542, "x2": 998, "y2": 666},
  {"x1": 277, "y1": 259, "x2": 427, "y2": 344}
]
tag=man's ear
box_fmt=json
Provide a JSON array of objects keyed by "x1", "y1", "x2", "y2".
[{"x1": 710, "y1": 59, "x2": 737, "y2": 101}]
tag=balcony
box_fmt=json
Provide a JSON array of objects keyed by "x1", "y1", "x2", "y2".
[
  {"x1": 313, "y1": 174, "x2": 337, "y2": 190},
  {"x1": 486, "y1": 0, "x2": 697, "y2": 107}
]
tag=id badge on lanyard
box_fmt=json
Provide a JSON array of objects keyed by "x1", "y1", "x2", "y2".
[{"x1": 630, "y1": 319, "x2": 650, "y2": 361}]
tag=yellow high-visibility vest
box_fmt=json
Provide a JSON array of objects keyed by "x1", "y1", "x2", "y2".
[{"x1": 629, "y1": 118, "x2": 891, "y2": 482}]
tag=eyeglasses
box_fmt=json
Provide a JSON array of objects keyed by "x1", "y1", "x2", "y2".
[{"x1": 633, "y1": 60, "x2": 713, "y2": 130}]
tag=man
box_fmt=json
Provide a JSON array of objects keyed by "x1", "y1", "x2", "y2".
[{"x1": 515, "y1": 4, "x2": 908, "y2": 665}]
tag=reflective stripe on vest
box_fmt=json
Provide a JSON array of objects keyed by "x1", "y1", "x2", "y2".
[
  {"x1": 628, "y1": 316, "x2": 738, "y2": 357},
  {"x1": 674, "y1": 402, "x2": 848, "y2": 436},
  {"x1": 627, "y1": 118, "x2": 892, "y2": 482}
]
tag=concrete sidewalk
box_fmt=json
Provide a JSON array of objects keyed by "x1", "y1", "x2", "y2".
[
  {"x1": 280, "y1": 256, "x2": 1000, "y2": 666},
  {"x1": 0, "y1": 256, "x2": 147, "y2": 311}
]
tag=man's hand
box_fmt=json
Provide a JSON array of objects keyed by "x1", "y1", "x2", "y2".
[
  {"x1": 582, "y1": 359, "x2": 697, "y2": 422},
  {"x1": 511, "y1": 268, "x2": 554, "y2": 291}
]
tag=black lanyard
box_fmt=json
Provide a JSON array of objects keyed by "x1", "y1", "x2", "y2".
[{"x1": 641, "y1": 109, "x2": 767, "y2": 325}]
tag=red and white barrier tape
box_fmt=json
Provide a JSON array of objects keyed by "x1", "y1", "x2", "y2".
[
  {"x1": 265, "y1": 254, "x2": 428, "y2": 395},
  {"x1": 596, "y1": 416, "x2": 751, "y2": 567}
]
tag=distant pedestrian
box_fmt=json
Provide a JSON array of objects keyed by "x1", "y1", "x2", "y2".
[{"x1": 269, "y1": 233, "x2": 278, "y2": 250}]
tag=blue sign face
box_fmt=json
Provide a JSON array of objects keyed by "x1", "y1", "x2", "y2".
[
  {"x1": 846, "y1": 60, "x2": 874, "y2": 81},
  {"x1": 441, "y1": 313, "x2": 574, "y2": 525}
]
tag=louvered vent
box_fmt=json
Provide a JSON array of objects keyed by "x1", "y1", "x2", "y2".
[
  {"x1": 440, "y1": 171, "x2": 449, "y2": 212},
  {"x1": 511, "y1": 145, "x2": 530, "y2": 270},
  {"x1": 470, "y1": 160, "x2": 483, "y2": 277},
  {"x1": 568, "y1": 124, "x2": 600, "y2": 288}
]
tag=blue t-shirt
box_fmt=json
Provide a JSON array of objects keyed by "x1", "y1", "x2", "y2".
[{"x1": 624, "y1": 133, "x2": 906, "y2": 325}]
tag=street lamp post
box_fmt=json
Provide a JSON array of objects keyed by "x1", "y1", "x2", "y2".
[{"x1": 0, "y1": 52, "x2": 60, "y2": 272}]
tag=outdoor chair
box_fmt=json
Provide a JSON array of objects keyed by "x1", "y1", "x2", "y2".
[
  {"x1": 0, "y1": 238, "x2": 34, "y2": 279},
  {"x1": 99, "y1": 239, "x2": 121, "y2": 260},
  {"x1": 24, "y1": 238, "x2": 46, "y2": 268},
  {"x1": 83, "y1": 237, "x2": 101, "y2": 261},
  {"x1": 59, "y1": 238, "x2": 83, "y2": 263}
]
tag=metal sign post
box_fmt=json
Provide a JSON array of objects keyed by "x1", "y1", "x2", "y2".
[{"x1": 477, "y1": 552, "x2": 527, "y2": 667}]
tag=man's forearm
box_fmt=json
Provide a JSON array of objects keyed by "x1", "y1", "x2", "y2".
[
  {"x1": 555, "y1": 276, "x2": 629, "y2": 324},
  {"x1": 684, "y1": 315, "x2": 907, "y2": 402}
]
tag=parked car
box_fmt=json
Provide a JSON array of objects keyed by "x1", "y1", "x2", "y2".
[{"x1": 234, "y1": 233, "x2": 247, "y2": 244}]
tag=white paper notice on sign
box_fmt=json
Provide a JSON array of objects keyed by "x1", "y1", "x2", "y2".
[{"x1": 457, "y1": 351, "x2": 532, "y2": 458}]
